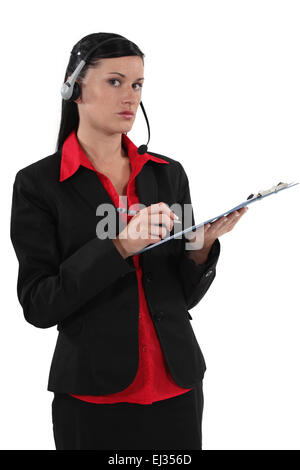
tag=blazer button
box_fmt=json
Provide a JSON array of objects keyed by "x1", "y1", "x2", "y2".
[
  {"x1": 154, "y1": 310, "x2": 164, "y2": 322},
  {"x1": 145, "y1": 272, "x2": 153, "y2": 282},
  {"x1": 205, "y1": 269, "x2": 213, "y2": 278}
]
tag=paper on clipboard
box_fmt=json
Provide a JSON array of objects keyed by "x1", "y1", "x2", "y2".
[{"x1": 133, "y1": 181, "x2": 299, "y2": 256}]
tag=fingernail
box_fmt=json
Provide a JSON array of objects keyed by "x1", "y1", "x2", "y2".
[{"x1": 173, "y1": 213, "x2": 179, "y2": 220}]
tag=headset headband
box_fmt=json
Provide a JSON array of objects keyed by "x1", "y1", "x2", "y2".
[{"x1": 61, "y1": 37, "x2": 127, "y2": 100}]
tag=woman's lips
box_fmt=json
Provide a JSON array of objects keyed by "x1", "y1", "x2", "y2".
[{"x1": 118, "y1": 113, "x2": 134, "y2": 119}]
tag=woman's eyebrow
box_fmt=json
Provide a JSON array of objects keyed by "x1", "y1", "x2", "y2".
[{"x1": 107, "y1": 72, "x2": 144, "y2": 81}]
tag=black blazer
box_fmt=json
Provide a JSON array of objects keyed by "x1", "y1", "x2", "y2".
[{"x1": 10, "y1": 147, "x2": 221, "y2": 395}]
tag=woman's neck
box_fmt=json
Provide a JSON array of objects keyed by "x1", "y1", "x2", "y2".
[{"x1": 76, "y1": 127, "x2": 127, "y2": 170}]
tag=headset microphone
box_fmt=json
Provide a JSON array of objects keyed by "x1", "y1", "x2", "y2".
[{"x1": 60, "y1": 39, "x2": 150, "y2": 154}]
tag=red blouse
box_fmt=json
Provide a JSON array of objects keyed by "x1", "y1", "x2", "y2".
[{"x1": 59, "y1": 130, "x2": 193, "y2": 404}]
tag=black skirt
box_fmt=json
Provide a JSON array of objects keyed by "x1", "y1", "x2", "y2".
[{"x1": 51, "y1": 380, "x2": 204, "y2": 450}]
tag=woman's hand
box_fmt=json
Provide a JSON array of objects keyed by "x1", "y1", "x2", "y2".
[
  {"x1": 205, "y1": 206, "x2": 249, "y2": 246},
  {"x1": 113, "y1": 202, "x2": 177, "y2": 259},
  {"x1": 185, "y1": 206, "x2": 249, "y2": 257}
]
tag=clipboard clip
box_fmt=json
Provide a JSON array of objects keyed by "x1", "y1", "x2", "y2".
[{"x1": 247, "y1": 181, "x2": 290, "y2": 200}]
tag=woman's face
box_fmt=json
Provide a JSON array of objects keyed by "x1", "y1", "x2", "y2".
[{"x1": 70, "y1": 56, "x2": 144, "y2": 135}]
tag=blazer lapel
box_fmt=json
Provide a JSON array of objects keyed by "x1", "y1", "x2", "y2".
[
  {"x1": 68, "y1": 165, "x2": 115, "y2": 215},
  {"x1": 135, "y1": 162, "x2": 160, "y2": 267},
  {"x1": 135, "y1": 161, "x2": 159, "y2": 210}
]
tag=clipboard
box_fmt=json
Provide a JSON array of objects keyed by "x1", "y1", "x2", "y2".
[{"x1": 133, "y1": 181, "x2": 299, "y2": 256}]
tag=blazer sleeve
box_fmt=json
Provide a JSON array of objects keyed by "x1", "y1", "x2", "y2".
[
  {"x1": 10, "y1": 169, "x2": 136, "y2": 329},
  {"x1": 176, "y1": 162, "x2": 221, "y2": 310}
]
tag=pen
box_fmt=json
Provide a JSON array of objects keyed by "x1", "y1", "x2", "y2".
[{"x1": 116, "y1": 207, "x2": 182, "y2": 223}]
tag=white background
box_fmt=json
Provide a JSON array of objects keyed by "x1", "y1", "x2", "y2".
[{"x1": 1, "y1": 0, "x2": 299, "y2": 450}]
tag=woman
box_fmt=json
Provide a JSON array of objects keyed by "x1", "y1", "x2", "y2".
[{"x1": 10, "y1": 32, "x2": 248, "y2": 450}]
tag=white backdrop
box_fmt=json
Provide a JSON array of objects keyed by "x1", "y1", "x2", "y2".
[{"x1": 1, "y1": 0, "x2": 299, "y2": 450}]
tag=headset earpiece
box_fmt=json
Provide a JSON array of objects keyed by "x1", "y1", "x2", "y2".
[{"x1": 71, "y1": 81, "x2": 81, "y2": 102}]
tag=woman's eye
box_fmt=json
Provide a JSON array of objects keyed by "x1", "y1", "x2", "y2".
[
  {"x1": 108, "y1": 79, "x2": 143, "y2": 90},
  {"x1": 109, "y1": 79, "x2": 121, "y2": 87}
]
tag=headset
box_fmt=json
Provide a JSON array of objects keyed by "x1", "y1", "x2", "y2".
[{"x1": 60, "y1": 38, "x2": 150, "y2": 154}]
